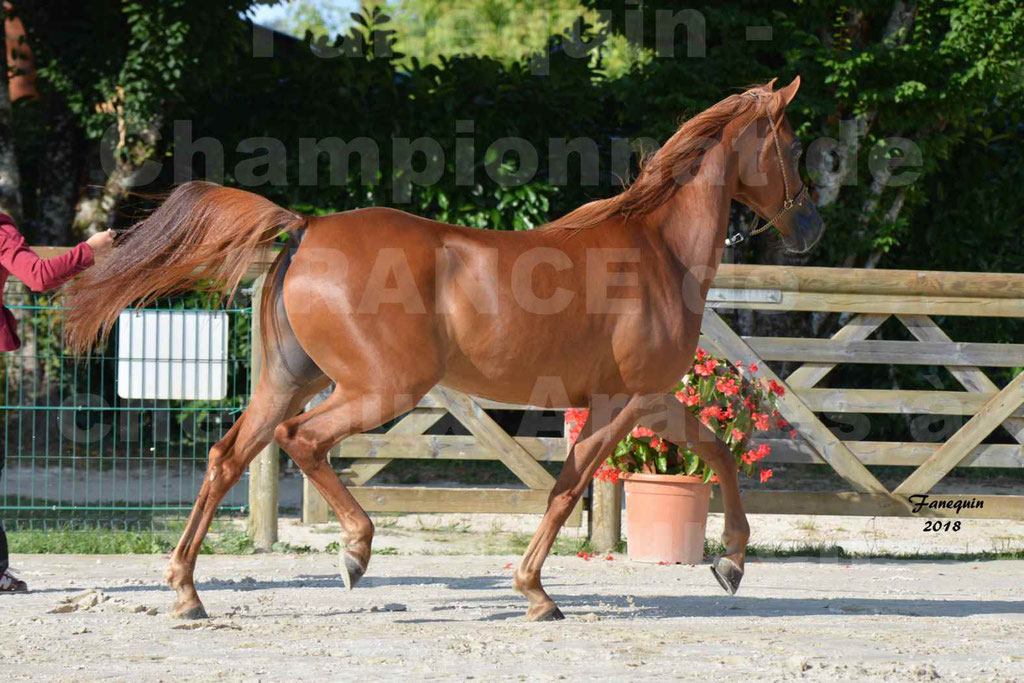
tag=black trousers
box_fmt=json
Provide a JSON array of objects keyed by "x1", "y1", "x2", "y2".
[{"x1": 0, "y1": 444, "x2": 7, "y2": 573}]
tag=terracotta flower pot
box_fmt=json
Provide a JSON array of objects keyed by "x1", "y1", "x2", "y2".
[{"x1": 621, "y1": 472, "x2": 711, "y2": 565}]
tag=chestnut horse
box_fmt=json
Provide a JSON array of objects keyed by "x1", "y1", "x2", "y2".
[{"x1": 63, "y1": 77, "x2": 822, "y2": 621}]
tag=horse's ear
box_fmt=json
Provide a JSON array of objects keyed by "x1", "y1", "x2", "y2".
[
  {"x1": 777, "y1": 75, "x2": 801, "y2": 107},
  {"x1": 763, "y1": 77, "x2": 778, "y2": 91}
]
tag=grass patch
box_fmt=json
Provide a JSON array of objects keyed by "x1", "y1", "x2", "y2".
[
  {"x1": 9, "y1": 528, "x2": 257, "y2": 555},
  {"x1": 9, "y1": 528, "x2": 1024, "y2": 562},
  {"x1": 504, "y1": 531, "x2": 595, "y2": 556},
  {"x1": 10, "y1": 530, "x2": 176, "y2": 554},
  {"x1": 707, "y1": 539, "x2": 1024, "y2": 562},
  {"x1": 414, "y1": 517, "x2": 471, "y2": 534},
  {"x1": 324, "y1": 541, "x2": 398, "y2": 555}
]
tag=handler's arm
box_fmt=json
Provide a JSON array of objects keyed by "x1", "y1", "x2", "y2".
[{"x1": 0, "y1": 222, "x2": 95, "y2": 292}]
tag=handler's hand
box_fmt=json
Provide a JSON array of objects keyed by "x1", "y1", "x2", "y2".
[{"x1": 86, "y1": 229, "x2": 116, "y2": 256}]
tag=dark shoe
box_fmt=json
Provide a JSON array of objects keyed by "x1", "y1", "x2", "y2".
[{"x1": 0, "y1": 568, "x2": 28, "y2": 593}]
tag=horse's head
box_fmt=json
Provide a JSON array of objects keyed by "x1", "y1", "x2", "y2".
[{"x1": 734, "y1": 76, "x2": 823, "y2": 254}]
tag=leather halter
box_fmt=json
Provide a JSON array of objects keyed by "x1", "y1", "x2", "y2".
[{"x1": 725, "y1": 107, "x2": 809, "y2": 248}]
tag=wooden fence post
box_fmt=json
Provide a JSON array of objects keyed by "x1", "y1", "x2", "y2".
[
  {"x1": 247, "y1": 273, "x2": 279, "y2": 550},
  {"x1": 302, "y1": 445, "x2": 334, "y2": 524},
  {"x1": 300, "y1": 386, "x2": 337, "y2": 524},
  {"x1": 589, "y1": 479, "x2": 622, "y2": 552}
]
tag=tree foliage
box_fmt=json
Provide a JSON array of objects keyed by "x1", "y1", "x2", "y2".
[{"x1": 7, "y1": 0, "x2": 1023, "y2": 283}]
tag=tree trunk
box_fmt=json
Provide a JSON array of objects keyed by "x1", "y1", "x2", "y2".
[
  {"x1": 73, "y1": 159, "x2": 133, "y2": 235},
  {"x1": 37, "y1": 104, "x2": 78, "y2": 244},
  {"x1": 0, "y1": 8, "x2": 23, "y2": 223},
  {"x1": 73, "y1": 115, "x2": 161, "y2": 235}
]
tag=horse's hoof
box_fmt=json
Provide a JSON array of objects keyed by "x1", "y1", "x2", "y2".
[
  {"x1": 710, "y1": 556, "x2": 744, "y2": 595},
  {"x1": 340, "y1": 552, "x2": 366, "y2": 591},
  {"x1": 528, "y1": 604, "x2": 565, "y2": 622},
  {"x1": 173, "y1": 603, "x2": 209, "y2": 620}
]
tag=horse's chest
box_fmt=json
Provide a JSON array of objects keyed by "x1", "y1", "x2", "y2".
[{"x1": 614, "y1": 300, "x2": 699, "y2": 391}]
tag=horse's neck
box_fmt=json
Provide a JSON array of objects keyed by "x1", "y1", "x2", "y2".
[{"x1": 655, "y1": 146, "x2": 737, "y2": 294}]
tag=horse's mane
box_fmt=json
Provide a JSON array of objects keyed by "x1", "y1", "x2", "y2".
[{"x1": 541, "y1": 82, "x2": 782, "y2": 232}]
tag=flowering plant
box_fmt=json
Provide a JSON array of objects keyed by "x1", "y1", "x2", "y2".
[{"x1": 565, "y1": 347, "x2": 790, "y2": 486}]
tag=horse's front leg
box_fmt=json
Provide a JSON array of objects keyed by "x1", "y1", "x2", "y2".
[
  {"x1": 514, "y1": 395, "x2": 649, "y2": 621},
  {"x1": 653, "y1": 393, "x2": 749, "y2": 594}
]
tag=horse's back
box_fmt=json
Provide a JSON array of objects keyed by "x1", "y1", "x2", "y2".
[{"x1": 281, "y1": 207, "x2": 690, "y2": 404}]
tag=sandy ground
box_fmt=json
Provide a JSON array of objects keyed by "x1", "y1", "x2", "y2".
[{"x1": 2, "y1": 548, "x2": 1023, "y2": 682}]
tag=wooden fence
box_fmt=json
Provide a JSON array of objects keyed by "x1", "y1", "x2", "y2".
[
  {"x1": 590, "y1": 265, "x2": 1024, "y2": 548},
  {"x1": 689, "y1": 265, "x2": 1024, "y2": 524},
  {"x1": 31, "y1": 247, "x2": 1023, "y2": 545},
  {"x1": 248, "y1": 263, "x2": 1024, "y2": 549}
]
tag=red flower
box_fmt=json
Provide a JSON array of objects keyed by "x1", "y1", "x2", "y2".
[
  {"x1": 715, "y1": 377, "x2": 740, "y2": 396},
  {"x1": 605, "y1": 555, "x2": 614, "y2": 561},
  {"x1": 710, "y1": 474, "x2": 719, "y2": 483},
  {"x1": 565, "y1": 408, "x2": 588, "y2": 425},
  {"x1": 749, "y1": 363, "x2": 759, "y2": 373},
  {"x1": 695, "y1": 347, "x2": 708, "y2": 362},
  {"x1": 776, "y1": 417, "x2": 790, "y2": 429},
  {"x1": 769, "y1": 379, "x2": 786, "y2": 396},
  {"x1": 789, "y1": 429, "x2": 798, "y2": 439},
  {"x1": 759, "y1": 469, "x2": 773, "y2": 483},
  {"x1": 650, "y1": 436, "x2": 669, "y2": 453},
  {"x1": 700, "y1": 406, "x2": 719, "y2": 425},
  {"x1": 631, "y1": 425, "x2": 655, "y2": 438},
  {"x1": 731, "y1": 428, "x2": 746, "y2": 442},
  {"x1": 742, "y1": 443, "x2": 770, "y2": 465},
  {"x1": 693, "y1": 358, "x2": 718, "y2": 376},
  {"x1": 565, "y1": 409, "x2": 589, "y2": 442},
  {"x1": 593, "y1": 464, "x2": 621, "y2": 484},
  {"x1": 753, "y1": 412, "x2": 771, "y2": 431},
  {"x1": 682, "y1": 390, "x2": 700, "y2": 407}
]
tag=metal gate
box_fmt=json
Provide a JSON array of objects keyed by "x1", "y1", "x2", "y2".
[{"x1": 0, "y1": 284, "x2": 254, "y2": 531}]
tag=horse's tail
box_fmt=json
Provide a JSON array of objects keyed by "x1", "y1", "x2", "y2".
[{"x1": 63, "y1": 181, "x2": 306, "y2": 354}]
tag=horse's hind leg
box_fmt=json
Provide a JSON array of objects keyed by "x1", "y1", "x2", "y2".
[
  {"x1": 164, "y1": 369, "x2": 327, "y2": 618},
  {"x1": 164, "y1": 259, "x2": 328, "y2": 618},
  {"x1": 275, "y1": 387, "x2": 426, "y2": 589}
]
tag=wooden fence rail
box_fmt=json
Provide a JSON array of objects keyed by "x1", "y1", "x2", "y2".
[
  {"x1": 697, "y1": 271, "x2": 1024, "y2": 511},
  {"x1": 30, "y1": 247, "x2": 1022, "y2": 544},
  {"x1": 242, "y1": 263, "x2": 1024, "y2": 549}
]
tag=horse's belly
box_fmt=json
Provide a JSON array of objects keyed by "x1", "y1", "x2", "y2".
[
  {"x1": 439, "y1": 325, "x2": 695, "y2": 408},
  {"x1": 440, "y1": 343, "x2": 606, "y2": 408}
]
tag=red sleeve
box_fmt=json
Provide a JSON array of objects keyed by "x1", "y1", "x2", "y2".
[{"x1": 0, "y1": 221, "x2": 95, "y2": 292}]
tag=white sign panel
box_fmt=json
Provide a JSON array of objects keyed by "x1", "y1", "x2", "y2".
[
  {"x1": 706, "y1": 287, "x2": 783, "y2": 305},
  {"x1": 116, "y1": 310, "x2": 229, "y2": 400}
]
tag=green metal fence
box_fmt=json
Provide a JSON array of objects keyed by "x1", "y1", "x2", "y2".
[{"x1": 0, "y1": 283, "x2": 254, "y2": 531}]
